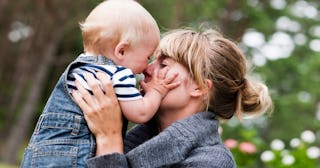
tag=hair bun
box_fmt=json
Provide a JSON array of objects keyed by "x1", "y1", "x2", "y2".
[{"x1": 237, "y1": 79, "x2": 273, "y2": 119}]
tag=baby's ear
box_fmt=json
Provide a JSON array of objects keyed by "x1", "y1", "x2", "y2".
[{"x1": 114, "y1": 42, "x2": 129, "y2": 60}]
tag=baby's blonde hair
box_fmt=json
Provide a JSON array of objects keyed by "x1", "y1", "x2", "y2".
[
  {"x1": 79, "y1": 0, "x2": 159, "y2": 53},
  {"x1": 158, "y1": 28, "x2": 273, "y2": 120}
]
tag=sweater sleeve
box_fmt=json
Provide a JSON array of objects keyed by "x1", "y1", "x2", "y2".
[{"x1": 87, "y1": 153, "x2": 129, "y2": 168}]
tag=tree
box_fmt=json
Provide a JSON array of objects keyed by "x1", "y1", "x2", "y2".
[{"x1": 0, "y1": 0, "x2": 93, "y2": 164}]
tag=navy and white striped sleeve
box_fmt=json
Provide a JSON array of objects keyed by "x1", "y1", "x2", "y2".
[
  {"x1": 112, "y1": 67, "x2": 142, "y2": 101},
  {"x1": 67, "y1": 64, "x2": 115, "y2": 95}
]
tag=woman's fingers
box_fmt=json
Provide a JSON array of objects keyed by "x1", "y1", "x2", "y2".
[
  {"x1": 95, "y1": 72, "x2": 121, "y2": 118},
  {"x1": 96, "y1": 72, "x2": 116, "y2": 100},
  {"x1": 74, "y1": 80, "x2": 96, "y2": 107},
  {"x1": 72, "y1": 90, "x2": 89, "y2": 112},
  {"x1": 71, "y1": 71, "x2": 124, "y2": 156},
  {"x1": 85, "y1": 73, "x2": 105, "y2": 103}
]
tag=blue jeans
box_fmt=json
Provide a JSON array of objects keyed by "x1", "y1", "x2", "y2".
[
  {"x1": 20, "y1": 55, "x2": 111, "y2": 167},
  {"x1": 20, "y1": 113, "x2": 95, "y2": 167}
]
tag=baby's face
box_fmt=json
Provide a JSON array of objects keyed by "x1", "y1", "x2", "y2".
[{"x1": 120, "y1": 34, "x2": 159, "y2": 74}]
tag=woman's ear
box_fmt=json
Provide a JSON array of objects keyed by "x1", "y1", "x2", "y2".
[
  {"x1": 205, "y1": 79, "x2": 213, "y2": 90},
  {"x1": 114, "y1": 42, "x2": 129, "y2": 60},
  {"x1": 190, "y1": 79, "x2": 212, "y2": 97}
]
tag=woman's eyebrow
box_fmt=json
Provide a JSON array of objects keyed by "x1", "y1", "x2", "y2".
[{"x1": 158, "y1": 53, "x2": 170, "y2": 60}]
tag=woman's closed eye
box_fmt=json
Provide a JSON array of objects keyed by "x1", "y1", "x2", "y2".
[
  {"x1": 160, "y1": 59, "x2": 169, "y2": 68},
  {"x1": 160, "y1": 62, "x2": 167, "y2": 68}
]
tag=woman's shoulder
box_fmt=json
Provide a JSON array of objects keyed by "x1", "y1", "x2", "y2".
[{"x1": 181, "y1": 144, "x2": 236, "y2": 167}]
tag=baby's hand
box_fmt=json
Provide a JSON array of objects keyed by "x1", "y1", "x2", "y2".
[{"x1": 140, "y1": 67, "x2": 180, "y2": 98}]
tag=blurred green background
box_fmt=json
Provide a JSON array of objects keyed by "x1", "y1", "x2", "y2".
[{"x1": 0, "y1": 0, "x2": 319, "y2": 167}]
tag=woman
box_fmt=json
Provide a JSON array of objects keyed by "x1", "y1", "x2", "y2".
[{"x1": 72, "y1": 28, "x2": 273, "y2": 167}]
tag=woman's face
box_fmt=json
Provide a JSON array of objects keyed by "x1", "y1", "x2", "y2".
[{"x1": 143, "y1": 55, "x2": 197, "y2": 112}]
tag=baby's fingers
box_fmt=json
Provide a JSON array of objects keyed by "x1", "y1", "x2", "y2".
[
  {"x1": 139, "y1": 80, "x2": 146, "y2": 90},
  {"x1": 157, "y1": 67, "x2": 169, "y2": 80},
  {"x1": 164, "y1": 71, "x2": 178, "y2": 84},
  {"x1": 166, "y1": 81, "x2": 181, "y2": 90}
]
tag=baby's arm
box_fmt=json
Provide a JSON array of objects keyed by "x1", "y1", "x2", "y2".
[
  {"x1": 120, "y1": 69, "x2": 179, "y2": 124},
  {"x1": 120, "y1": 89, "x2": 163, "y2": 124}
]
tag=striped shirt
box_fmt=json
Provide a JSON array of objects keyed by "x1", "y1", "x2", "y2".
[{"x1": 67, "y1": 62, "x2": 142, "y2": 101}]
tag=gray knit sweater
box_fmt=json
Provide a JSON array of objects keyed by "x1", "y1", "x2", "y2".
[{"x1": 87, "y1": 111, "x2": 236, "y2": 168}]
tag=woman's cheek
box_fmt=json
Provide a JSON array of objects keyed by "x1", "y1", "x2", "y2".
[
  {"x1": 161, "y1": 83, "x2": 188, "y2": 109},
  {"x1": 166, "y1": 68, "x2": 180, "y2": 82}
]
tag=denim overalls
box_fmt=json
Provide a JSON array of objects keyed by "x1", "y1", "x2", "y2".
[{"x1": 20, "y1": 55, "x2": 113, "y2": 168}]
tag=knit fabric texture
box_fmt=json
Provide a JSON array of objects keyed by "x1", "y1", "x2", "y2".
[{"x1": 87, "y1": 111, "x2": 236, "y2": 168}]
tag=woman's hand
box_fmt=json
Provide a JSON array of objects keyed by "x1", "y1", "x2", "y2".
[{"x1": 72, "y1": 72, "x2": 124, "y2": 155}]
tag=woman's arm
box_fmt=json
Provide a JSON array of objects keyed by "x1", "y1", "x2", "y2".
[{"x1": 72, "y1": 72, "x2": 124, "y2": 156}]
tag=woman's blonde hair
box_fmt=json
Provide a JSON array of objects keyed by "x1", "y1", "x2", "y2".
[
  {"x1": 158, "y1": 28, "x2": 273, "y2": 120},
  {"x1": 79, "y1": 0, "x2": 159, "y2": 53}
]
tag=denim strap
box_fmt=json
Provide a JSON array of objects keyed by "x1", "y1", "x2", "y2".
[
  {"x1": 33, "y1": 115, "x2": 45, "y2": 135},
  {"x1": 96, "y1": 55, "x2": 115, "y2": 65},
  {"x1": 71, "y1": 115, "x2": 82, "y2": 136}
]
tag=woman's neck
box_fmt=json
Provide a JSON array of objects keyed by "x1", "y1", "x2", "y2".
[
  {"x1": 156, "y1": 113, "x2": 175, "y2": 131},
  {"x1": 157, "y1": 106, "x2": 202, "y2": 131},
  {"x1": 156, "y1": 95, "x2": 205, "y2": 131}
]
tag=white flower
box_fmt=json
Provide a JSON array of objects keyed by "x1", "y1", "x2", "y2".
[
  {"x1": 290, "y1": 138, "x2": 301, "y2": 148},
  {"x1": 307, "y1": 146, "x2": 320, "y2": 159},
  {"x1": 282, "y1": 154, "x2": 295, "y2": 165},
  {"x1": 260, "y1": 150, "x2": 275, "y2": 162},
  {"x1": 270, "y1": 139, "x2": 285, "y2": 151},
  {"x1": 301, "y1": 130, "x2": 315, "y2": 143}
]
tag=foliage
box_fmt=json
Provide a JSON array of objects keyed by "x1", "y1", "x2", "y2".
[
  {"x1": 260, "y1": 130, "x2": 320, "y2": 168},
  {"x1": 222, "y1": 123, "x2": 320, "y2": 168},
  {"x1": 1, "y1": 0, "x2": 320, "y2": 165},
  {"x1": 0, "y1": 163, "x2": 18, "y2": 168},
  {"x1": 222, "y1": 120, "x2": 266, "y2": 168}
]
